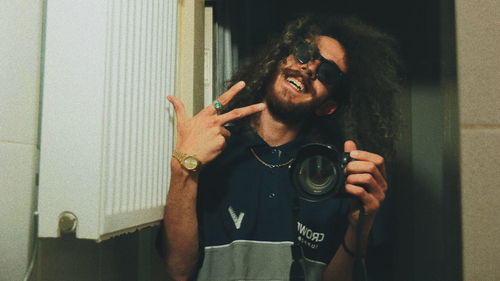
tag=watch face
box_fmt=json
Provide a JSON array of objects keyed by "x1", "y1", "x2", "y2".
[{"x1": 183, "y1": 156, "x2": 199, "y2": 170}]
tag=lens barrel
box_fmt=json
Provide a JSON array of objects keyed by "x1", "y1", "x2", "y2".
[{"x1": 290, "y1": 143, "x2": 352, "y2": 202}]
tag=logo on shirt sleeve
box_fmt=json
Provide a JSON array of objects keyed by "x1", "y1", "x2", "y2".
[{"x1": 228, "y1": 206, "x2": 245, "y2": 230}]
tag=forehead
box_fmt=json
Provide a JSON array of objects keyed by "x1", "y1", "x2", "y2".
[{"x1": 315, "y1": 35, "x2": 347, "y2": 72}]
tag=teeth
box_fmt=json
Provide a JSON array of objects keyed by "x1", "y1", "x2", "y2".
[{"x1": 286, "y1": 77, "x2": 304, "y2": 92}]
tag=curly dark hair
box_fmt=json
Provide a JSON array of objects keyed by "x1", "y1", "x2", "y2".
[{"x1": 224, "y1": 14, "x2": 404, "y2": 159}]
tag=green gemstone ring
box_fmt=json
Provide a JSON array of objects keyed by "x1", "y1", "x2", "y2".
[{"x1": 213, "y1": 100, "x2": 223, "y2": 113}]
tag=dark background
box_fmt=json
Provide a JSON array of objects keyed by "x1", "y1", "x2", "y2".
[{"x1": 212, "y1": 0, "x2": 462, "y2": 280}]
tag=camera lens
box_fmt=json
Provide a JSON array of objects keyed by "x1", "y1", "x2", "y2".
[
  {"x1": 290, "y1": 143, "x2": 346, "y2": 202},
  {"x1": 298, "y1": 156, "x2": 337, "y2": 195}
]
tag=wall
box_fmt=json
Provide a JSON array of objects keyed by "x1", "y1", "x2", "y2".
[
  {"x1": 176, "y1": 0, "x2": 205, "y2": 115},
  {"x1": 0, "y1": 1, "x2": 43, "y2": 280},
  {"x1": 456, "y1": 0, "x2": 500, "y2": 280},
  {"x1": 0, "y1": 1, "x2": 205, "y2": 281}
]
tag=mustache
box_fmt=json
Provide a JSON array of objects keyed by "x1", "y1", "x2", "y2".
[
  {"x1": 281, "y1": 67, "x2": 311, "y2": 91},
  {"x1": 281, "y1": 67, "x2": 304, "y2": 78}
]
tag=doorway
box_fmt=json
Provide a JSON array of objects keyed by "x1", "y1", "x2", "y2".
[{"x1": 209, "y1": 0, "x2": 461, "y2": 280}]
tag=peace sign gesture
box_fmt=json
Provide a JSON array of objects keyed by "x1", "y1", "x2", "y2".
[{"x1": 167, "y1": 81, "x2": 266, "y2": 165}]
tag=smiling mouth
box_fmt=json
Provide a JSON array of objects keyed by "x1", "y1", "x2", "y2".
[{"x1": 286, "y1": 77, "x2": 305, "y2": 92}]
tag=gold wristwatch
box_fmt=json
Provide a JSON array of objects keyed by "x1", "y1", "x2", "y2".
[{"x1": 172, "y1": 150, "x2": 200, "y2": 171}]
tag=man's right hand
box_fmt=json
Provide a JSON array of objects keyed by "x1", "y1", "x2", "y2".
[{"x1": 167, "y1": 81, "x2": 266, "y2": 165}]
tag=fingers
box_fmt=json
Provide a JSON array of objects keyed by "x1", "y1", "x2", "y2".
[
  {"x1": 202, "y1": 81, "x2": 247, "y2": 115},
  {"x1": 344, "y1": 140, "x2": 386, "y2": 177},
  {"x1": 343, "y1": 140, "x2": 387, "y2": 214},
  {"x1": 217, "y1": 103, "x2": 266, "y2": 124},
  {"x1": 346, "y1": 173, "x2": 386, "y2": 202},
  {"x1": 349, "y1": 149, "x2": 386, "y2": 177},
  {"x1": 217, "y1": 81, "x2": 247, "y2": 105},
  {"x1": 167, "y1": 96, "x2": 187, "y2": 123},
  {"x1": 344, "y1": 140, "x2": 357, "y2": 153},
  {"x1": 345, "y1": 184, "x2": 381, "y2": 213},
  {"x1": 346, "y1": 161, "x2": 386, "y2": 190},
  {"x1": 220, "y1": 127, "x2": 231, "y2": 139}
]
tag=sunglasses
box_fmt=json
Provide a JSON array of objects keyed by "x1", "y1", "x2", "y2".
[{"x1": 293, "y1": 41, "x2": 345, "y2": 86}]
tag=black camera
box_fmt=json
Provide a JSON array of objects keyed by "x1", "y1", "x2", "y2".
[{"x1": 289, "y1": 143, "x2": 352, "y2": 202}]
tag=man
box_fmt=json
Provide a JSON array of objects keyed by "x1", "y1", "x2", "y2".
[{"x1": 163, "y1": 15, "x2": 402, "y2": 281}]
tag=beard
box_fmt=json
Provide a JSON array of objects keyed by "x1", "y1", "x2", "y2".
[
  {"x1": 264, "y1": 68, "x2": 325, "y2": 124},
  {"x1": 265, "y1": 92, "x2": 316, "y2": 124}
]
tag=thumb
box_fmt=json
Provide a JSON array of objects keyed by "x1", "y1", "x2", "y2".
[
  {"x1": 344, "y1": 140, "x2": 358, "y2": 153},
  {"x1": 167, "y1": 95, "x2": 187, "y2": 122}
]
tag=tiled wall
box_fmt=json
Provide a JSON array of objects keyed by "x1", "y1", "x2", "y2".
[
  {"x1": 456, "y1": 0, "x2": 500, "y2": 280},
  {"x1": 0, "y1": 2, "x2": 43, "y2": 280}
]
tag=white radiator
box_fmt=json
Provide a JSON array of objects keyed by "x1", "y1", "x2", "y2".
[{"x1": 38, "y1": 0, "x2": 178, "y2": 241}]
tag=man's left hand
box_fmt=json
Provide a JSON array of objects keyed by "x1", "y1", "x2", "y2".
[{"x1": 343, "y1": 140, "x2": 388, "y2": 228}]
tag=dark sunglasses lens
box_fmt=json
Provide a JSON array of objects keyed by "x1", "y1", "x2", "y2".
[
  {"x1": 295, "y1": 42, "x2": 310, "y2": 64},
  {"x1": 318, "y1": 62, "x2": 343, "y2": 85},
  {"x1": 295, "y1": 41, "x2": 344, "y2": 85}
]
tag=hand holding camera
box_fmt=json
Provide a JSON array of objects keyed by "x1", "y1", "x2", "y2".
[{"x1": 290, "y1": 140, "x2": 388, "y2": 221}]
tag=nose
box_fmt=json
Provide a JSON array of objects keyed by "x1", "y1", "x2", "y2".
[{"x1": 299, "y1": 59, "x2": 321, "y2": 80}]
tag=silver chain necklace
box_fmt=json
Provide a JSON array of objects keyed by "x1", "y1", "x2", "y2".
[{"x1": 250, "y1": 148, "x2": 295, "y2": 169}]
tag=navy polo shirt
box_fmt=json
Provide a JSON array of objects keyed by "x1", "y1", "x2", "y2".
[{"x1": 196, "y1": 125, "x2": 349, "y2": 280}]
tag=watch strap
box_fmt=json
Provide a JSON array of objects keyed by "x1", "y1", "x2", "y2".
[
  {"x1": 172, "y1": 150, "x2": 186, "y2": 162},
  {"x1": 172, "y1": 150, "x2": 200, "y2": 171}
]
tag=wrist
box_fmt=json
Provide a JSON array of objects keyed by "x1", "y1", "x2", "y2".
[
  {"x1": 342, "y1": 237, "x2": 364, "y2": 259},
  {"x1": 348, "y1": 209, "x2": 376, "y2": 235},
  {"x1": 167, "y1": 158, "x2": 199, "y2": 201},
  {"x1": 172, "y1": 149, "x2": 201, "y2": 172},
  {"x1": 343, "y1": 224, "x2": 369, "y2": 258},
  {"x1": 171, "y1": 158, "x2": 198, "y2": 178}
]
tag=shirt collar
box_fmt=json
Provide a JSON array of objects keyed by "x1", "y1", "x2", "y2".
[{"x1": 229, "y1": 123, "x2": 306, "y2": 155}]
